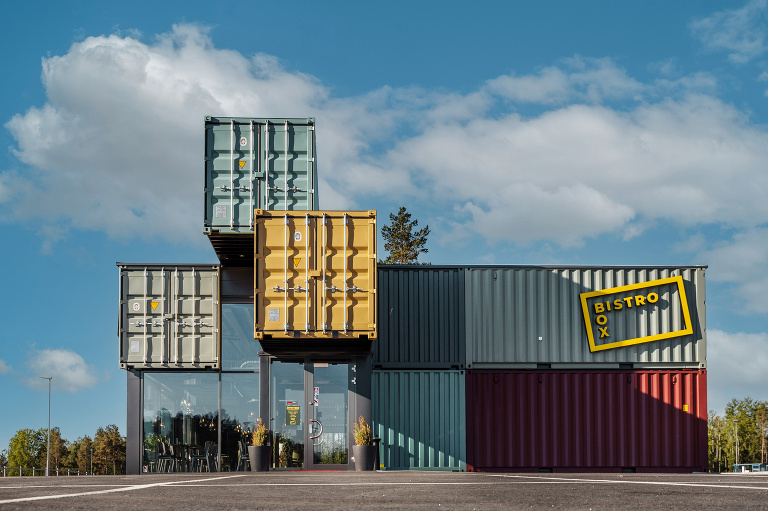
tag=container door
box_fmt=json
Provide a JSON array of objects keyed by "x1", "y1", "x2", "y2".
[
  {"x1": 316, "y1": 213, "x2": 376, "y2": 336},
  {"x1": 263, "y1": 121, "x2": 316, "y2": 210},
  {"x1": 206, "y1": 120, "x2": 260, "y2": 231},
  {"x1": 260, "y1": 213, "x2": 317, "y2": 335}
]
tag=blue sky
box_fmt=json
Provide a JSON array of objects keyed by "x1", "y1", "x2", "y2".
[{"x1": 2, "y1": 0, "x2": 768, "y2": 452}]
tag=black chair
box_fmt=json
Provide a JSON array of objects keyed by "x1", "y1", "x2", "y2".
[
  {"x1": 157, "y1": 441, "x2": 173, "y2": 473},
  {"x1": 236, "y1": 439, "x2": 251, "y2": 471}
]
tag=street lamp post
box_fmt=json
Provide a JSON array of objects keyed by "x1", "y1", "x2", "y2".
[{"x1": 40, "y1": 377, "x2": 52, "y2": 477}]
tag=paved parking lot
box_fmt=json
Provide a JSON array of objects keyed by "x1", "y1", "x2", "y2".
[{"x1": 1, "y1": 471, "x2": 768, "y2": 510}]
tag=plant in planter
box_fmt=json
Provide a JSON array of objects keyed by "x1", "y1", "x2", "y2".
[
  {"x1": 248, "y1": 418, "x2": 270, "y2": 471},
  {"x1": 352, "y1": 415, "x2": 376, "y2": 471}
]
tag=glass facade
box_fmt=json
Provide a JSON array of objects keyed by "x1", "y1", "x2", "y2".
[
  {"x1": 142, "y1": 373, "x2": 219, "y2": 472},
  {"x1": 271, "y1": 361, "x2": 305, "y2": 468},
  {"x1": 142, "y1": 304, "x2": 261, "y2": 472},
  {"x1": 221, "y1": 373, "x2": 259, "y2": 471},
  {"x1": 221, "y1": 304, "x2": 261, "y2": 371}
]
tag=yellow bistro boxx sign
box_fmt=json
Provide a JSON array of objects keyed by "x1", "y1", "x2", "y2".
[{"x1": 579, "y1": 275, "x2": 693, "y2": 352}]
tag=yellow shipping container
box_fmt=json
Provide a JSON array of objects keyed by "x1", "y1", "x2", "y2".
[{"x1": 254, "y1": 210, "x2": 377, "y2": 339}]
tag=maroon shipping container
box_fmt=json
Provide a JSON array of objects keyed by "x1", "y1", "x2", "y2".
[{"x1": 466, "y1": 370, "x2": 707, "y2": 473}]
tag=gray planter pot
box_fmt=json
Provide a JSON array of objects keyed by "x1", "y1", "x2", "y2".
[
  {"x1": 353, "y1": 444, "x2": 377, "y2": 471},
  {"x1": 248, "y1": 445, "x2": 270, "y2": 471}
]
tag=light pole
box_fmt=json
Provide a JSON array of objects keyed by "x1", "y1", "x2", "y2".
[{"x1": 40, "y1": 377, "x2": 52, "y2": 476}]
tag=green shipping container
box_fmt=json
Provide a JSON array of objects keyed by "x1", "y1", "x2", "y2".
[
  {"x1": 372, "y1": 370, "x2": 466, "y2": 471},
  {"x1": 204, "y1": 117, "x2": 318, "y2": 234}
]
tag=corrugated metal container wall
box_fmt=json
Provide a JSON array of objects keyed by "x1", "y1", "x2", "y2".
[
  {"x1": 254, "y1": 210, "x2": 377, "y2": 339},
  {"x1": 204, "y1": 117, "x2": 318, "y2": 234},
  {"x1": 466, "y1": 267, "x2": 706, "y2": 368},
  {"x1": 375, "y1": 267, "x2": 465, "y2": 368},
  {"x1": 118, "y1": 265, "x2": 219, "y2": 369},
  {"x1": 373, "y1": 370, "x2": 466, "y2": 471},
  {"x1": 466, "y1": 370, "x2": 707, "y2": 472}
]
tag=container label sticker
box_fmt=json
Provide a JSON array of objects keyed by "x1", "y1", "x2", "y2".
[
  {"x1": 580, "y1": 275, "x2": 693, "y2": 352},
  {"x1": 215, "y1": 205, "x2": 227, "y2": 218},
  {"x1": 132, "y1": 302, "x2": 140, "y2": 312},
  {"x1": 268, "y1": 308, "x2": 279, "y2": 322},
  {"x1": 313, "y1": 387, "x2": 319, "y2": 406},
  {"x1": 130, "y1": 340, "x2": 140, "y2": 353},
  {"x1": 293, "y1": 258, "x2": 301, "y2": 267},
  {"x1": 150, "y1": 302, "x2": 159, "y2": 311},
  {"x1": 239, "y1": 136, "x2": 247, "y2": 147},
  {"x1": 238, "y1": 160, "x2": 245, "y2": 169},
  {"x1": 294, "y1": 232, "x2": 302, "y2": 242}
]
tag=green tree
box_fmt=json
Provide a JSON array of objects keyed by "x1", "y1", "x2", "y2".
[
  {"x1": 76, "y1": 436, "x2": 93, "y2": 474},
  {"x1": 708, "y1": 410, "x2": 726, "y2": 473},
  {"x1": 380, "y1": 207, "x2": 430, "y2": 264},
  {"x1": 45, "y1": 427, "x2": 68, "y2": 473},
  {"x1": 722, "y1": 397, "x2": 768, "y2": 469},
  {"x1": 0, "y1": 450, "x2": 7, "y2": 472},
  {"x1": 64, "y1": 438, "x2": 81, "y2": 471},
  {"x1": 7, "y1": 428, "x2": 47, "y2": 475},
  {"x1": 93, "y1": 425, "x2": 126, "y2": 475}
]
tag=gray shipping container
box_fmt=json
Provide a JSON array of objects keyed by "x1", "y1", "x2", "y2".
[
  {"x1": 465, "y1": 266, "x2": 706, "y2": 369},
  {"x1": 118, "y1": 264, "x2": 219, "y2": 369},
  {"x1": 372, "y1": 370, "x2": 466, "y2": 471},
  {"x1": 204, "y1": 117, "x2": 318, "y2": 234},
  {"x1": 375, "y1": 266, "x2": 465, "y2": 368}
]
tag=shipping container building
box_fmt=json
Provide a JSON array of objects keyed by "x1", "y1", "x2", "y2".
[{"x1": 120, "y1": 259, "x2": 707, "y2": 474}]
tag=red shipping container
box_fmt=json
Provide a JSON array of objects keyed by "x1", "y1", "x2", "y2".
[{"x1": 466, "y1": 370, "x2": 707, "y2": 472}]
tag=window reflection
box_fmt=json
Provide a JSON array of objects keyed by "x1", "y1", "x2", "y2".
[
  {"x1": 221, "y1": 373, "x2": 259, "y2": 471},
  {"x1": 143, "y1": 373, "x2": 218, "y2": 473},
  {"x1": 221, "y1": 304, "x2": 262, "y2": 371}
]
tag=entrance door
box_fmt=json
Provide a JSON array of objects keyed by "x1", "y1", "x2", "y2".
[{"x1": 270, "y1": 360, "x2": 351, "y2": 469}]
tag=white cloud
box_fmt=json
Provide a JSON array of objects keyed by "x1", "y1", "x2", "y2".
[
  {"x1": 23, "y1": 348, "x2": 101, "y2": 393},
  {"x1": 696, "y1": 228, "x2": 768, "y2": 314},
  {"x1": 707, "y1": 329, "x2": 768, "y2": 413},
  {"x1": 689, "y1": 0, "x2": 768, "y2": 64},
  {"x1": 487, "y1": 57, "x2": 643, "y2": 104},
  {"x1": 0, "y1": 359, "x2": 11, "y2": 374},
  {"x1": 5, "y1": 24, "x2": 768, "y2": 253}
]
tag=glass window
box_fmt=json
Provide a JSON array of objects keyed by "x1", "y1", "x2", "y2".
[
  {"x1": 271, "y1": 361, "x2": 305, "y2": 468},
  {"x1": 221, "y1": 304, "x2": 262, "y2": 371},
  {"x1": 143, "y1": 373, "x2": 218, "y2": 472},
  {"x1": 221, "y1": 373, "x2": 260, "y2": 471}
]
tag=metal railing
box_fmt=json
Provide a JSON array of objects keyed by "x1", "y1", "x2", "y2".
[{"x1": 1, "y1": 466, "x2": 90, "y2": 477}]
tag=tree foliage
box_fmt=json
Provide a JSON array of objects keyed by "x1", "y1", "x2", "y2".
[
  {"x1": 93, "y1": 425, "x2": 126, "y2": 475},
  {"x1": 380, "y1": 207, "x2": 430, "y2": 264},
  {"x1": 7, "y1": 429, "x2": 46, "y2": 474},
  {"x1": 709, "y1": 397, "x2": 768, "y2": 472}
]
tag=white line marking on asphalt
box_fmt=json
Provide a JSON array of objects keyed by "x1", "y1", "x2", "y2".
[
  {"x1": 491, "y1": 474, "x2": 768, "y2": 491},
  {"x1": 0, "y1": 475, "x2": 248, "y2": 505}
]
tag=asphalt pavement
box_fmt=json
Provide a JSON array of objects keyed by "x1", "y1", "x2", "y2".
[{"x1": 1, "y1": 470, "x2": 768, "y2": 510}]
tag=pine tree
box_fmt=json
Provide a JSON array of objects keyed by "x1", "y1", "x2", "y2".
[{"x1": 380, "y1": 207, "x2": 430, "y2": 264}]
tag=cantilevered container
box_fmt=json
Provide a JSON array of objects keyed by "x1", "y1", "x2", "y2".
[
  {"x1": 118, "y1": 264, "x2": 219, "y2": 369},
  {"x1": 466, "y1": 369, "x2": 708, "y2": 473},
  {"x1": 204, "y1": 117, "x2": 318, "y2": 234},
  {"x1": 254, "y1": 210, "x2": 377, "y2": 340}
]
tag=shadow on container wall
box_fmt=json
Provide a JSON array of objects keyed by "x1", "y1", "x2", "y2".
[{"x1": 465, "y1": 369, "x2": 708, "y2": 472}]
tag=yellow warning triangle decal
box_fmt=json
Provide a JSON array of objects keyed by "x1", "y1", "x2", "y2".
[
  {"x1": 293, "y1": 258, "x2": 301, "y2": 267},
  {"x1": 151, "y1": 302, "x2": 159, "y2": 311},
  {"x1": 239, "y1": 161, "x2": 245, "y2": 169}
]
